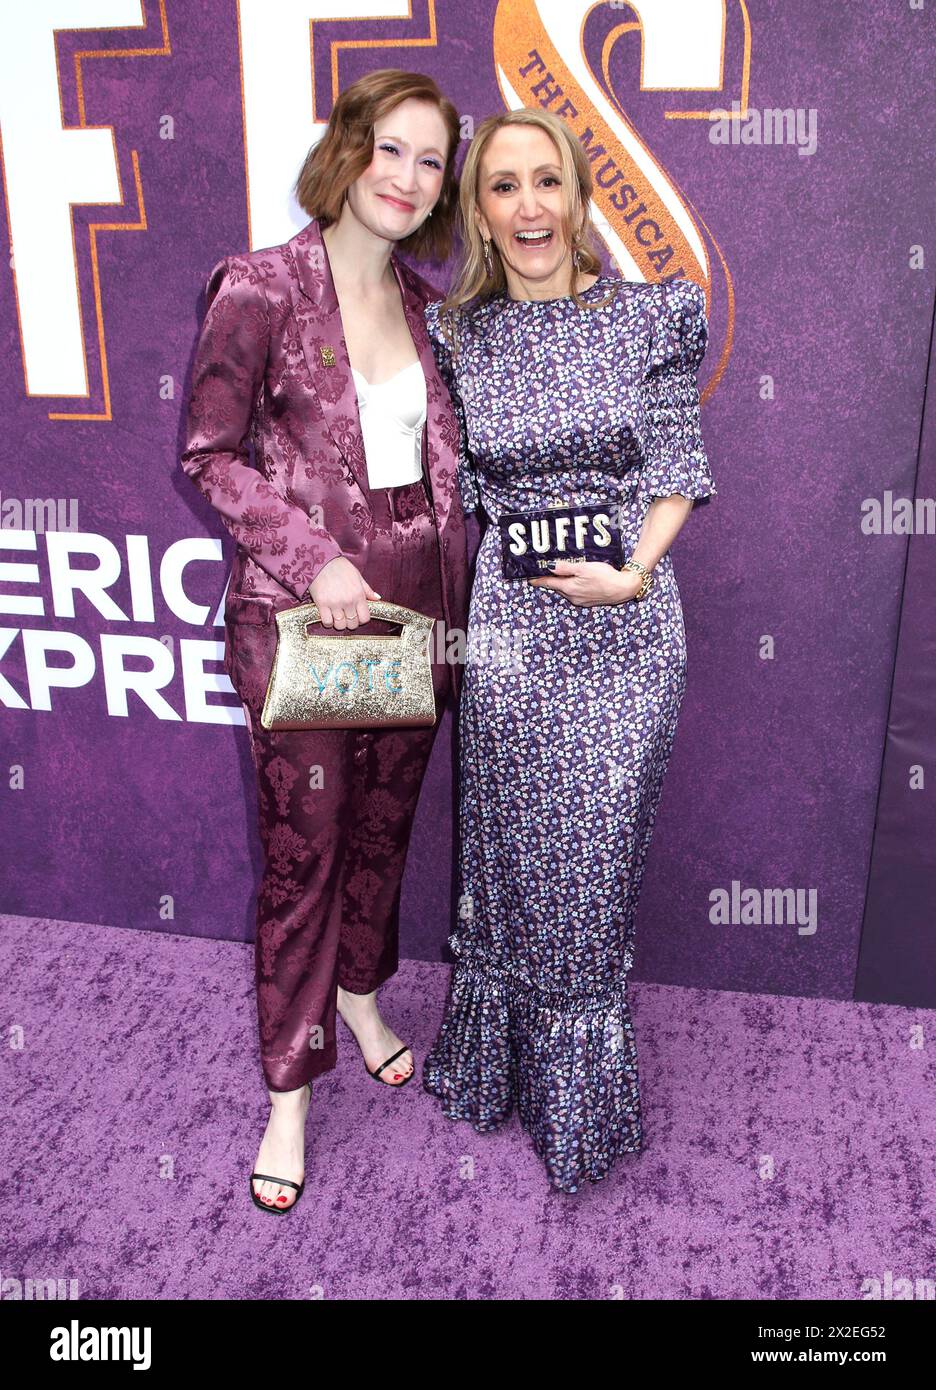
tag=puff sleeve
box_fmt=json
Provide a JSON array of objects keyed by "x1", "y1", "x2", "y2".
[
  {"x1": 639, "y1": 278, "x2": 717, "y2": 507},
  {"x1": 180, "y1": 256, "x2": 344, "y2": 597},
  {"x1": 425, "y1": 299, "x2": 481, "y2": 515}
]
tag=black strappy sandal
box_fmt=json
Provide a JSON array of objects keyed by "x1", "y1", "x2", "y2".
[
  {"x1": 367, "y1": 1045, "x2": 414, "y2": 1087},
  {"x1": 249, "y1": 1080, "x2": 312, "y2": 1214}
]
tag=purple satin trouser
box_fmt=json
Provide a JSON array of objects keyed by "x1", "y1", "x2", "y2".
[{"x1": 239, "y1": 480, "x2": 451, "y2": 1092}]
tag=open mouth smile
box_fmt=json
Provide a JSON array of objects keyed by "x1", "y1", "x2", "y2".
[{"x1": 513, "y1": 228, "x2": 554, "y2": 248}]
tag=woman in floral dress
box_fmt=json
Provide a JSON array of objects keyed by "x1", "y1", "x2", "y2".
[{"x1": 422, "y1": 109, "x2": 717, "y2": 1194}]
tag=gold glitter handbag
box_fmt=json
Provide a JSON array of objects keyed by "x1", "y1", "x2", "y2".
[{"x1": 259, "y1": 599, "x2": 437, "y2": 731}]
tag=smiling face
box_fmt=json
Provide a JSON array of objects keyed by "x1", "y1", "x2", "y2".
[
  {"x1": 345, "y1": 97, "x2": 449, "y2": 243},
  {"x1": 475, "y1": 124, "x2": 578, "y2": 298}
]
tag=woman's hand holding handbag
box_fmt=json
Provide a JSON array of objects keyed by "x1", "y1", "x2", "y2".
[
  {"x1": 258, "y1": 555, "x2": 438, "y2": 732},
  {"x1": 306, "y1": 554, "x2": 381, "y2": 629}
]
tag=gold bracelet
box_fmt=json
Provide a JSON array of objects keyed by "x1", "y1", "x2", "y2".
[{"x1": 620, "y1": 557, "x2": 655, "y2": 601}]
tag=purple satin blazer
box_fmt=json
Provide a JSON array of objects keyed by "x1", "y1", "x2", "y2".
[{"x1": 180, "y1": 215, "x2": 470, "y2": 701}]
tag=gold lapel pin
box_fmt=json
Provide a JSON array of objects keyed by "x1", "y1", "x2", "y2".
[{"x1": 319, "y1": 345, "x2": 336, "y2": 367}]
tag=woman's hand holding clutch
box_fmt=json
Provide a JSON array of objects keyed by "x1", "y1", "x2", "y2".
[
  {"x1": 307, "y1": 556, "x2": 382, "y2": 629},
  {"x1": 527, "y1": 559, "x2": 643, "y2": 607}
]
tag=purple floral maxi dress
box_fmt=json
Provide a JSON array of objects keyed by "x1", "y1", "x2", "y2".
[{"x1": 421, "y1": 276, "x2": 717, "y2": 1194}]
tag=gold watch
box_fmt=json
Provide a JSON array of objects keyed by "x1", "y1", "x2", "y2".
[{"x1": 620, "y1": 558, "x2": 654, "y2": 600}]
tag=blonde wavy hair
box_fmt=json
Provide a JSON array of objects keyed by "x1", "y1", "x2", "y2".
[{"x1": 436, "y1": 108, "x2": 619, "y2": 355}]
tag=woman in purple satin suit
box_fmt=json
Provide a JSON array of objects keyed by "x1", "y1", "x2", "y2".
[
  {"x1": 420, "y1": 110, "x2": 717, "y2": 1194},
  {"x1": 180, "y1": 71, "x2": 470, "y2": 1213}
]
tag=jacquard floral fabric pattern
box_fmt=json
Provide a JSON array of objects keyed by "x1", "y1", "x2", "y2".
[
  {"x1": 179, "y1": 217, "x2": 469, "y2": 1094},
  {"x1": 421, "y1": 275, "x2": 716, "y2": 1194},
  {"x1": 180, "y1": 216, "x2": 470, "y2": 706},
  {"x1": 181, "y1": 255, "x2": 345, "y2": 596}
]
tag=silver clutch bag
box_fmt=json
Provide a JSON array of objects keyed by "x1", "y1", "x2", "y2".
[{"x1": 259, "y1": 599, "x2": 437, "y2": 731}]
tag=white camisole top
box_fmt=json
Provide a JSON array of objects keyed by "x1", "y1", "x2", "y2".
[{"x1": 351, "y1": 359, "x2": 427, "y2": 489}]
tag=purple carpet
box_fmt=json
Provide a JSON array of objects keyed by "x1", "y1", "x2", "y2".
[{"x1": 2, "y1": 913, "x2": 934, "y2": 1300}]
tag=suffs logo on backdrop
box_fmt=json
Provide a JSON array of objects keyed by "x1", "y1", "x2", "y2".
[
  {"x1": 1, "y1": 1, "x2": 734, "y2": 728},
  {"x1": 5, "y1": 2, "x2": 730, "y2": 407}
]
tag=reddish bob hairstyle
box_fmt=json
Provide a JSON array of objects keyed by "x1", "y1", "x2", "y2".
[{"x1": 293, "y1": 68, "x2": 462, "y2": 263}]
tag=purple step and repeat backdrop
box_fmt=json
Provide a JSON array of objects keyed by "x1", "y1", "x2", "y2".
[{"x1": 1, "y1": 2, "x2": 934, "y2": 1007}]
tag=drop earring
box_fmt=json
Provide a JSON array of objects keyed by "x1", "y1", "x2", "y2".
[{"x1": 483, "y1": 238, "x2": 493, "y2": 277}]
